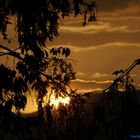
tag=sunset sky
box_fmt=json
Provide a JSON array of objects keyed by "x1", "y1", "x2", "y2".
[
  {"x1": 1, "y1": 0, "x2": 140, "y2": 113},
  {"x1": 1, "y1": 0, "x2": 140, "y2": 93},
  {"x1": 48, "y1": 0, "x2": 140, "y2": 92}
]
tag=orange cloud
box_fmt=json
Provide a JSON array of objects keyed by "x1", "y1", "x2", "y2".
[
  {"x1": 92, "y1": 72, "x2": 109, "y2": 78},
  {"x1": 59, "y1": 22, "x2": 131, "y2": 34},
  {"x1": 49, "y1": 42, "x2": 140, "y2": 53},
  {"x1": 73, "y1": 78, "x2": 112, "y2": 84}
]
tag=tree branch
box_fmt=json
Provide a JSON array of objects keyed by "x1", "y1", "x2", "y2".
[{"x1": 0, "y1": 44, "x2": 24, "y2": 61}]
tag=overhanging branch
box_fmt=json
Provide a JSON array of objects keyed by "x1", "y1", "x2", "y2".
[{"x1": 0, "y1": 44, "x2": 23, "y2": 61}]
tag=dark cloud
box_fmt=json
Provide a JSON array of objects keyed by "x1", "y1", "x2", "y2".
[
  {"x1": 96, "y1": 0, "x2": 140, "y2": 12},
  {"x1": 94, "y1": 0, "x2": 140, "y2": 18}
]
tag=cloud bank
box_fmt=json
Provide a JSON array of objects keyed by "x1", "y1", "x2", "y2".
[{"x1": 96, "y1": 0, "x2": 140, "y2": 17}]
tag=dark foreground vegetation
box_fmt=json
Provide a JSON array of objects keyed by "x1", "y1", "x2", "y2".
[
  {"x1": 0, "y1": 90, "x2": 140, "y2": 140},
  {"x1": 0, "y1": 73, "x2": 140, "y2": 140}
]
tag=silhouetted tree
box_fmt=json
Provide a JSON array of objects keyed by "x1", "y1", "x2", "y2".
[{"x1": 0, "y1": 0, "x2": 96, "y2": 114}]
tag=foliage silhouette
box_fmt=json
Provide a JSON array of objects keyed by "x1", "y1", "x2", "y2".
[
  {"x1": 0, "y1": 1, "x2": 96, "y2": 140},
  {"x1": 0, "y1": 0, "x2": 96, "y2": 113}
]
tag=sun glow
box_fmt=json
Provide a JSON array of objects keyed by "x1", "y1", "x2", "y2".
[{"x1": 49, "y1": 94, "x2": 70, "y2": 109}]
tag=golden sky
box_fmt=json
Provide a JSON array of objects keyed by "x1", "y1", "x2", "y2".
[
  {"x1": 1, "y1": 0, "x2": 140, "y2": 93},
  {"x1": 1, "y1": 0, "x2": 140, "y2": 113},
  {"x1": 48, "y1": 0, "x2": 140, "y2": 92}
]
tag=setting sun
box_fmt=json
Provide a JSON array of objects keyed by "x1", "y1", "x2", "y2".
[{"x1": 49, "y1": 94, "x2": 70, "y2": 109}]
